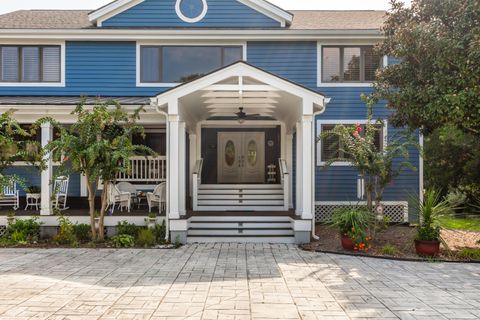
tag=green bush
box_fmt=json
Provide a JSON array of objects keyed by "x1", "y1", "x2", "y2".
[
  {"x1": 416, "y1": 225, "x2": 441, "y2": 242},
  {"x1": 456, "y1": 248, "x2": 480, "y2": 261},
  {"x1": 7, "y1": 217, "x2": 41, "y2": 243},
  {"x1": 53, "y1": 216, "x2": 78, "y2": 246},
  {"x1": 73, "y1": 224, "x2": 92, "y2": 242},
  {"x1": 331, "y1": 206, "x2": 372, "y2": 235},
  {"x1": 116, "y1": 221, "x2": 139, "y2": 238},
  {"x1": 415, "y1": 190, "x2": 453, "y2": 242},
  {"x1": 137, "y1": 229, "x2": 156, "y2": 247},
  {"x1": 381, "y1": 244, "x2": 398, "y2": 256},
  {"x1": 153, "y1": 220, "x2": 166, "y2": 244},
  {"x1": 111, "y1": 234, "x2": 135, "y2": 248}
]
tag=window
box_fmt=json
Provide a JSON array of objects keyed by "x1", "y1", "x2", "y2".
[
  {"x1": 319, "y1": 123, "x2": 384, "y2": 164},
  {"x1": 0, "y1": 45, "x2": 61, "y2": 83},
  {"x1": 140, "y1": 45, "x2": 243, "y2": 83},
  {"x1": 322, "y1": 46, "x2": 382, "y2": 83}
]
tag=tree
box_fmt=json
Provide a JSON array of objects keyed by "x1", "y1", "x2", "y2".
[
  {"x1": 0, "y1": 110, "x2": 42, "y2": 189},
  {"x1": 41, "y1": 100, "x2": 153, "y2": 241},
  {"x1": 319, "y1": 100, "x2": 417, "y2": 212},
  {"x1": 373, "y1": 0, "x2": 480, "y2": 136}
]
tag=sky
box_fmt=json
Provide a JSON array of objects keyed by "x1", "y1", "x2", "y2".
[{"x1": 0, "y1": 0, "x2": 412, "y2": 15}]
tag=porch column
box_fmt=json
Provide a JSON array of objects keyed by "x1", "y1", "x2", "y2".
[
  {"x1": 40, "y1": 122, "x2": 53, "y2": 216},
  {"x1": 295, "y1": 121, "x2": 303, "y2": 215},
  {"x1": 286, "y1": 133, "x2": 294, "y2": 209},
  {"x1": 301, "y1": 115, "x2": 314, "y2": 221},
  {"x1": 189, "y1": 133, "x2": 197, "y2": 198},
  {"x1": 178, "y1": 121, "x2": 186, "y2": 215},
  {"x1": 168, "y1": 115, "x2": 181, "y2": 220}
]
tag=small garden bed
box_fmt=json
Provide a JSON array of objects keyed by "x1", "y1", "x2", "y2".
[{"x1": 303, "y1": 223, "x2": 480, "y2": 262}]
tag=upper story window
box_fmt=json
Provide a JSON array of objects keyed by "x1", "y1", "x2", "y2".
[
  {"x1": 322, "y1": 46, "x2": 382, "y2": 83},
  {"x1": 0, "y1": 45, "x2": 61, "y2": 83},
  {"x1": 140, "y1": 45, "x2": 243, "y2": 84}
]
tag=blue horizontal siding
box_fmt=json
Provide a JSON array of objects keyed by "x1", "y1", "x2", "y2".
[
  {"x1": 103, "y1": 0, "x2": 280, "y2": 28},
  {"x1": 4, "y1": 167, "x2": 81, "y2": 197}
]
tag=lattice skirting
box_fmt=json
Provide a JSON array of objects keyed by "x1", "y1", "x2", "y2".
[
  {"x1": 315, "y1": 201, "x2": 409, "y2": 223},
  {"x1": 0, "y1": 225, "x2": 6, "y2": 237}
]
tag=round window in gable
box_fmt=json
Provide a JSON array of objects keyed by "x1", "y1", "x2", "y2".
[{"x1": 175, "y1": 0, "x2": 208, "y2": 23}]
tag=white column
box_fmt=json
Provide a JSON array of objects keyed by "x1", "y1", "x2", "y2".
[
  {"x1": 40, "y1": 122, "x2": 53, "y2": 216},
  {"x1": 189, "y1": 133, "x2": 197, "y2": 198},
  {"x1": 286, "y1": 133, "x2": 294, "y2": 209},
  {"x1": 178, "y1": 121, "x2": 186, "y2": 216},
  {"x1": 301, "y1": 115, "x2": 314, "y2": 220},
  {"x1": 168, "y1": 115, "x2": 180, "y2": 220},
  {"x1": 295, "y1": 121, "x2": 303, "y2": 215}
]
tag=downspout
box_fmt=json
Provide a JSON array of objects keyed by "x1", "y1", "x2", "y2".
[
  {"x1": 152, "y1": 101, "x2": 170, "y2": 242},
  {"x1": 311, "y1": 97, "x2": 331, "y2": 240}
]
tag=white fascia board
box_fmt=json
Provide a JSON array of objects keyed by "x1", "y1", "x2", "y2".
[
  {"x1": 237, "y1": 0, "x2": 293, "y2": 26},
  {"x1": 0, "y1": 29, "x2": 383, "y2": 41},
  {"x1": 89, "y1": 0, "x2": 144, "y2": 22}
]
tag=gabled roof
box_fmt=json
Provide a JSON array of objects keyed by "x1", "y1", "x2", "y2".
[
  {"x1": 88, "y1": 0, "x2": 294, "y2": 27},
  {"x1": 0, "y1": 9, "x2": 386, "y2": 30}
]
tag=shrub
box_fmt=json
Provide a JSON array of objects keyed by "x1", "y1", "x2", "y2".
[
  {"x1": 331, "y1": 207, "x2": 372, "y2": 235},
  {"x1": 456, "y1": 248, "x2": 480, "y2": 261},
  {"x1": 53, "y1": 216, "x2": 78, "y2": 246},
  {"x1": 73, "y1": 224, "x2": 92, "y2": 242},
  {"x1": 10, "y1": 230, "x2": 27, "y2": 244},
  {"x1": 153, "y1": 220, "x2": 166, "y2": 244},
  {"x1": 136, "y1": 229, "x2": 156, "y2": 248},
  {"x1": 415, "y1": 190, "x2": 453, "y2": 242},
  {"x1": 7, "y1": 217, "x2": 41, "y2": 243},
  {"x1": 415, "y1": 225, "x2": 441, "y2": 242},
  {"x1": 111, "y1": 234, "x2": 135, "y2": 248},
  {"x1": 116, "y1": 221, "x2": 139, "y2": 238},
  {"x1": 381, "y1": 244, "x2": 398, "y2": 256}
]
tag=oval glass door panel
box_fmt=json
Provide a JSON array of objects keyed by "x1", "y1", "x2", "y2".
[
  {"x1": 247, "y1": 140, "x2": 257, "y2": 166},
  {"x1": 225, "y1": 140, "x2": 235, "y2": 167}
]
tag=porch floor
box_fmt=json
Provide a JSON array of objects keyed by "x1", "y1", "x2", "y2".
[{"x1": 0, "y1": 208, "x2": 165, "y2": 217}]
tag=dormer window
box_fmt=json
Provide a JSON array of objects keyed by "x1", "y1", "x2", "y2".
[
  {"x1": 139, "y1": 45, "x2": 243, "y2": 84},
  {"x1": 0, "y1": 45, "x2": 61, "y2": 83}
]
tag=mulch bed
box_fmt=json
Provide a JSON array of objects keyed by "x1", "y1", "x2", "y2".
[{"x1": 302, "y1": 224, "x2": 480, "y2": 262}]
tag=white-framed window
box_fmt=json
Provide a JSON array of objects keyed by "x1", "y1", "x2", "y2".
[
  {"x1": 317, "y1": 44, "x2": 386, "y2": 87},
  {"x1": 137, "y1": 43, "x2": 246, "y2": 87},
  {"x1": 316, "y1": 119, "x2": 388, "y2": 166},
  {"x1": 0, "y1": 43, "x2": 65, "y2": 86}
]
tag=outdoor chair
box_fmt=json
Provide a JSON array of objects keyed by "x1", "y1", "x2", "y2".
[
  {"x1": 53, "y1": 176, "x2": 70, "y2": 211},
  {"x1": 108, "y1": 183, "x2": 131, "y2": 212},
  {"x1": 0, "y1": 179, "x2": 19, "y2": 210},
  {"x1": 116, "y1": 181, "x2": 138, "y2": 204},
  {"x1": 147, "y1": 182, "x2": 166, "y2": 213}
]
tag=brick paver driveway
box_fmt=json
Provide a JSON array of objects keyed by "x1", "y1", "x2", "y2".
[{"x1": 0, "y1": 244, "x2": 479, "y2": 320}]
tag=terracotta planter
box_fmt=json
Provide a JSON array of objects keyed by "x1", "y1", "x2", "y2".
[
  {"x1": 341, "y1": 234, "x2": 354, "y2": 250},
  {"x1": 415, "y1": 240, "x2": 440, "y2": 257}
]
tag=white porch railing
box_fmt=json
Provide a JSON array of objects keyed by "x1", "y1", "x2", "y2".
[
  {"x1": 279, "y1": 158, "x2": 289, "y2": 211},
  {"x1": 117, "y1": 156, "x2": 167, "y2": 182},
  {"x1": 192, "y1": 159, "x2": 204, "y2": 211}
]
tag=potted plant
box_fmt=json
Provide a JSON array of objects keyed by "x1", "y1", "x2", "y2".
[
  {"x1": 145, "y1": 212, "x2": 157, "y2": 229},
  {"x1": 414, "y1": 190, "x2": 453, "y2": 257},
  {"x1": 25, "y1": 186, "x2": 41, "y2": 198},
  {"x1": 331, "y1": 206, "x2": 372, "y2": 251}
]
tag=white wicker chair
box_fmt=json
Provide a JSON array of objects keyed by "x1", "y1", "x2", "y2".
[
  {"x1": 147, "y1": 182, "x2": 166, "y2": 213},
  {"x1": 108, "y1": 183, "x2": 131, "y2": 212},
  {"x1": 53, "y1": 176, "x2": 69, "y2": 211},
  {"x1": 0, "y1": 179, "x2": 19, "y2": 210}
]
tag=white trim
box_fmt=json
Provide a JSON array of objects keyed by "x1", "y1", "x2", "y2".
[
  {"x1": 316, "y1": 119, "x2": 388, "y2": 166},
  {"x1": 0, "y1": 215, "x2": 166, "y2": 227},
  {"x1": 317, "y1": 43, "x2": 381, "y2": 88},
  {"x1": 136, "y1": 41, "x2": 247, "y2": 87},
  {"x1": 175, "y1": 0, "x2": 208, "y2": 23},
  {"x1": 0, "y1": 41, "x2": 65, "y2": 87},
  {"x1": 383, "y1": 54, "x2": 389, "y2": 67},
  {"x1": 419, "y1": 133, "x2": 424, "y2": 203},
  {"x1": 90, "y1": 0, "x2": 144, "y2": 25},
  {"x1": 236, "y1": 0, "x2": 292, "y2": 26}
]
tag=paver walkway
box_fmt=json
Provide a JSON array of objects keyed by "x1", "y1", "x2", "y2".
[{"x1": 0, "y1": 244, "x2": 479, "y2": 320}]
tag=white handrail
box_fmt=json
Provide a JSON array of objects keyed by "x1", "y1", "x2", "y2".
[
  {"x1": 117, "y1": 156, "x2": 167, "y2": 182},
  {"x1": 192, "y1": 159, "x2": 204, "y2": 211},
  {"x1": 279, "y1": 158, "x2": 289, "y2": 211}
]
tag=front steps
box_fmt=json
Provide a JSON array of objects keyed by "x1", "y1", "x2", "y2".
[
  {"x1": 196, "y1": 184, "x2": 286, "y2": 211},
  {"x1": 186, "y1": 213, "x2": 296, "y2": 243}
]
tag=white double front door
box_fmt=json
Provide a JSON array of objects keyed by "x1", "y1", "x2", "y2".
[{"x1": 217, "y1": 132, "x2": 265, "y2": 184}]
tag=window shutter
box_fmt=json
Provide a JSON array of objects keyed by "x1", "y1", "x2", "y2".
[
  {"x1": 141, "y1": 47, "x2": 161, "y2": 83},
  {"x1": 42, "y1": 47, "x2": 61, "y2": 82},
  {"x1": 22, "y1": 47, "x2": 40, "y2": 82},
  {"x1": 1, "y1": 47, "x2": 19, "y2": 81}
]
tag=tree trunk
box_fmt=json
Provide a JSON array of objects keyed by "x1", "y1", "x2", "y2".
[
  {"x1": 98, "y1": 182, "x2": 109, "y2": 241},
  {"x1": 366, "y1": 175, "x2": 373, "y2": 212},
  {"x1": 86, "y1": 176, "x2": 97, "y2": 240}
]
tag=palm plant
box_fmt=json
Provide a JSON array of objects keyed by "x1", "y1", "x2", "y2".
[{"x1": 415, "y1": 189, "x2": 453, "y2": 241}]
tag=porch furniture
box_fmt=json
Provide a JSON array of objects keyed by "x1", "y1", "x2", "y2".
[
  {"x1": 147, "y1": 182, "x2": 166, "y2": 213},
  {"x1": 116, "y1": 181, "x2": 138, "y2": 204},
  {"x1": 108, "y1": 184, "x2": 131, "y2": 212},
  {"x1": 25, "y1": 193, "x2": 41, "y2": 211},
  {"x1": 0, "y1": 180, "x2": 19, "y2": 210},
  {"x1": 267, "y1": 164, "x2": 277, "y2": 183},
  {"x1": 53, "y1": 176, "x2": 70, "y2": 210}
]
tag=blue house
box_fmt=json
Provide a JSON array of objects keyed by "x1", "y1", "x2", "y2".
[{"x1": 0, "y1": 0, "x2": 421, "y2": 243}]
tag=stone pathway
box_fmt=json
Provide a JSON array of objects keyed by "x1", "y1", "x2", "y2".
[{"x1": 0, "y1": 244, "x2": 479, "y2": 319}]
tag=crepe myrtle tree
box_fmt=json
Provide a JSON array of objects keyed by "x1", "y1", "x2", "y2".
[
  {"x1": 0, "y1": 110, "x2": 43, "y2": 190},
  {"x1": 38, "y1": 100, "x2": 155, "y2": 241},
  {"x1": 319, "y1": 98, "x2": 418, "y2": 214}
]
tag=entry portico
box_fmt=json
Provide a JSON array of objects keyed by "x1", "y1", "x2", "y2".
[{"x1": 151, "y1": 62, "x2": 329, "y2": 243}]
